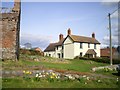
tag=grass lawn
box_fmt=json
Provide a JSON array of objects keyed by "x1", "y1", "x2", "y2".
[
  {"x1": 2, "y1": 56, "x2": 109, "y2": 72},
  {"x1": 1, "y1": 55, "x2": 120, "y2": 88},
  {"x1": 2, "y1": 77, "x2": 120, "y2": 88}
]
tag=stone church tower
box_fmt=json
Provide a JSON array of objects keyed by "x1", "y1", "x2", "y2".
[{"x1": 0, "y1": 0, "x2": 21, "y2": 60}]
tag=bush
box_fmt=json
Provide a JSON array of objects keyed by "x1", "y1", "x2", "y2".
[
  {"x1": 20, "y1": 49, "x2": 43, "y2": 56},
  {"x1": 74, "y1": 56, "x2": 120, "y2": 64}
]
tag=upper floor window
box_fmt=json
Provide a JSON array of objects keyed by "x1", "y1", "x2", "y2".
[
  {"x1": 88, "y1": 43, "x2": 90, "y2": 48},
  {"x1": 80, "y1": 43, "x2": 83, "y2": 49},
  {"x1": 62, "y1": 46, "x2": 64, "y2": 50},
  {"x1": 94, "y1": 44, "x2": 96, "y2": 49},
  {"x1": 56, "y1": 46, "x2": 58, "y2": 50}
]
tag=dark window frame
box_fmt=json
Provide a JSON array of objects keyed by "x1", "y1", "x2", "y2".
[
  {"x1": 80, "y1": 52, "x2": 82, "y2": 57},
  {"x1": 88, "y1": 43, "x2": 90, "y2": 48},
  {"x1": 94, "y1": 44, "x2": 96, "y2": 49},
  {"x1": 80, "y1": 43, "x2": 83, "y2": 49}
]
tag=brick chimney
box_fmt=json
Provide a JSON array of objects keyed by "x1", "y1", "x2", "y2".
[
  {"x1": 59, "y1": 34, "x2": 63, "y2": 41},
  {"x1": 12, "y1": 0, "x2": 21, "y2": 12},
  {"x1": 92, "y1": 32, "x2": 95, "y2": 38},
  {"x1": 68, "y1": 28, "x2": 71, "y2": 35}
]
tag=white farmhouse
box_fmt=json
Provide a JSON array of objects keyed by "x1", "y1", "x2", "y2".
[
  {"x1": 44, "y1": 34, "x2": 64, "y2": 58},
  {"x1": 44, "y1": 28, "x2": 100, "y2": 59}
]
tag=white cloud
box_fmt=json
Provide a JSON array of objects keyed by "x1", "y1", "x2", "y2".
[
  {"x1": 101, "y1": 0, "x2": 118, "y2": 8},
  {"x1": 20, "y1": 33, "x2": 52, "y2": 50},
  {"x1": 111, "y1": 11, "x2": 118, "y2": 19},
  {"x1": 102, "y1": 35, "x2": 118, "y2": 46}
]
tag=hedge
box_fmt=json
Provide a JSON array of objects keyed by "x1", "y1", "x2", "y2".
[{"x1": 74, "y1": 56, "x2": 120, "y2": 64}]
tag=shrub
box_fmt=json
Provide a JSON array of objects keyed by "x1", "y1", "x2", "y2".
[
  {"x1": 74, "y1": 56, "x2": 120, "y2": 64},
  {"x1": 20, "y1": 48, "x2": 43, "y2": 56}
]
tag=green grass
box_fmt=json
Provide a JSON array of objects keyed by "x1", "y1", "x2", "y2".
[
  {"x1": 2, "y1": 77, "x2": 119, "y2": 88},
  {"x1": 2, "y1": 55, "x2": 120, "y2": 88},
  {"x1": 2, "y1": 58, "x2": 108, "y2": 72}
]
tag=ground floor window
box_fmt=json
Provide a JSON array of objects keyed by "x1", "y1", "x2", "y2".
[
  {"x1": 49, "y1": 54, "x2": 51, "y2": 57},
  {"x1": 80, "y1": 52, "x2": 82, "y2": 57},
  {"x1": 62, "y1": 53, "x2": 64, "y2": 58}
]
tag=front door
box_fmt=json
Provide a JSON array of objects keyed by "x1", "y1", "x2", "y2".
[{"x1": 58, "y1": 53, "x2": 60, "y2": 58}]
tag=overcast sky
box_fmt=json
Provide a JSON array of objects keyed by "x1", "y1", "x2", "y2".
[{"x1": 2, "y1": 1, "x2": 119, "y2": 50}]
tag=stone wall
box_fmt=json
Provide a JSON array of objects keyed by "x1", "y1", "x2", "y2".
[{"x1": 0, "y1": 0, "x2": 21, "y2": 60}]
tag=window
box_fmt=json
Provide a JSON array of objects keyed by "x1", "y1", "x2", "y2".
[
  {"x1": 94, "y1": 44, "x2": 96, "y2": 49},
  {"x1": 80, "y1": 43, "x2": 83, "y2": 49},
  {"x1": 88, "y1": 43, "x2": 90, "y2": 48},
  {"x1": 62, "y1": 46, "x2": 64, "y2": 49},
  {"x1": 58, "y1": 53, "x2": 60, "y2": 58},
  {"x1": 56, "y1": 46, "x2": 58, "y2": 50},
  {"x1": 62, "y1": 53, "x2": 64, "y2": 58},
  {"x1": 80, "y1": 52, "x2": 82, "y2": 57}
]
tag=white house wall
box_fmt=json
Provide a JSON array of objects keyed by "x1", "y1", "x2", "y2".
[
  {"x1": 74, "y1": 42, "x2": 100, "y2": 57},
  {"x1": 74, "y1": 42, "x2": 88, "y2": 57},
  {"x1": 63, "y1": 37, "x2": 74, "y2": 59},
  {"x1": 44, "y1": 51, "x2": 56, "y2": 58},
  {"x1": 55, "y1": 46, "x2": 63, "y2": 58}
]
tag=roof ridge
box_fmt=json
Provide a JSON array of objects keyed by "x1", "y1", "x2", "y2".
[{"x1": 70, "y1": 34, "x2": 94, "y2": 39}]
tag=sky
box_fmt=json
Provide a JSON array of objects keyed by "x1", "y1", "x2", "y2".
[{"x1": 1, "y1": 1, "x2": 119, "y2": 50}]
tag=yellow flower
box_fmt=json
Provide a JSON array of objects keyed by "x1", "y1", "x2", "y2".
[
  {"x1": 46, "y1": 73, "x2": 49, "y2": 75},
  {"x1": 26, "y1": 71, "x2": 30, "y2": 74},
  {"x1": 23, "y1": 70, "x2": 25, "y2": 73},
  {"x1": 52, "y1": 73, "x2": 55, "y2": 75},
  {"x1": 50, "y1": 76, "x2": 54, "y2": 79},
  {"x1": 29, "y1": 72, "x2": 32, "y2": 74}
]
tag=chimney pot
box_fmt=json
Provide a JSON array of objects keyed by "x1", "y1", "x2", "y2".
[
  {"x1": 68, "y1": 28, "x2": 71, "y2": 35},
  {"x1": 92, "y1": 32, "x2": 95, "y2": 38},
  {"x1": 59, "y1": 34, "x2": 63, "y2": 41}
]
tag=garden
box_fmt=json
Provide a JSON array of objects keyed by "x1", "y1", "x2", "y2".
[{"x1": 1, "y1": 54, "x2": 120, "y2": 88}]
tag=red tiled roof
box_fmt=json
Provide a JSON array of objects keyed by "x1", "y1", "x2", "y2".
[{"x1": 100, "y1": 48, "x2": 117, "y2": 57}]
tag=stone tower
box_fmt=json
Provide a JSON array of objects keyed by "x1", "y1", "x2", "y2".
[{"x1": 0, "y1": 0, "x2": 21, "y2": 60}]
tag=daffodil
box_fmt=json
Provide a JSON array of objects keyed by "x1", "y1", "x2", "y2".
[
  {"x1": 46, "y1": 72, "x2": 49, "y2": 75},
  {"x1": 86, "y1": 77, "x2": 90, "y2": 80},
  {"x1": 23, "y1": 70, "x2": 25, "y2": 73},
  {"x1": 26, "y1": 71, "x2": 30, "y2": 74},
  {"x1": 97, "y1": 80, "x2": 101, "y2": 83},
  {"x1": 29, "y1": 72, "x2": 32, "y2": 74},
  {"x1": 50, "y1": 76, "x2": 54, "y2": 79},
  {"x1": 36, "y1": 73, "x2": 39, "y2": 77},
  {"x1": 117, "y1": 78, "x2": 119, "y2": 82}
]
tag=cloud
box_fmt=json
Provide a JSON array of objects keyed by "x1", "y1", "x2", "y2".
[
  {"x1": 101, "y1": 0, "x2": 119, "y2": 6},
  {"x1": 111, "y1": 22, "x2": 118, "y2": 30},
  {"x1": 20, "y1": 33, "x2": 52, "y2": 50},
  {"x1": 111, "y1": 11, "x2": 118, "y2": 19},
  {"x1": 102, "y1": 35, "x2": 118, "y2": 47}
]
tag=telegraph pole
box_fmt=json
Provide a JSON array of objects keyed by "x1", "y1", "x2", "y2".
[{"x1": 108, "y1": 13, "x2": 112, "y2": 65}]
